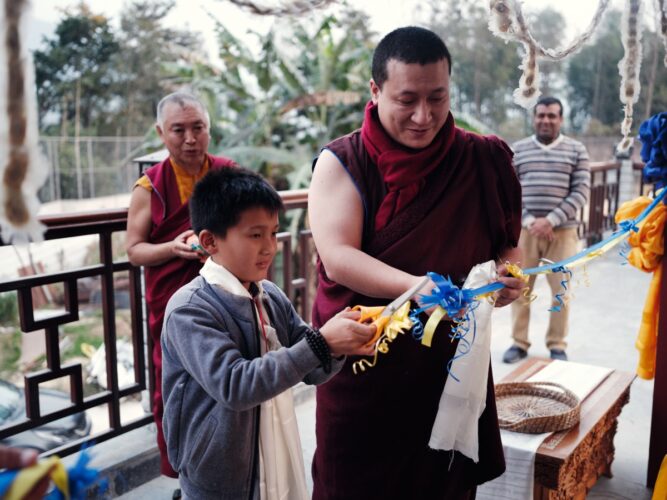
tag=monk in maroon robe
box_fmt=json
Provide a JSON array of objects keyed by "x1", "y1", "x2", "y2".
[
  {"x1": 126, "y1": 92, "x2": 234, "y2": 478},
  {"x1": 308, "y1": 27, "x2": 524, "y2": 499}
]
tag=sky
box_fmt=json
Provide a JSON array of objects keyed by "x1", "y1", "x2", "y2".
[{"x1": 27, "y1": 0, "x2": 629, "y2": 61}]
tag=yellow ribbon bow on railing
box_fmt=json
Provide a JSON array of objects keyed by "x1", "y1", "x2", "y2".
[{"x1": 615, "y1": 195, "x2": 666, "y2": 380}]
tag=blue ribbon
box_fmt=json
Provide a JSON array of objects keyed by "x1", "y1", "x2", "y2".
[
  {"x1": 409, "y1": 308, "x2": 425, "y2": 341},
  {"x1": 0, "y1": 470, "x2": 19, "y2": 497},
  {"x1": 410, "y1": 272, "x2": 473, "y2": 340},
  {"x1": 521, "y1": 187, "x2": 667, "y2": 275},
  {"x1": 417, "y1": 272, "x2": 476, "y2": 317},
  {"x1": 418, "y1": 188, "x2": 667, "y2": 339},
  {"x1": 619, "y1": 240, "x2": 631, "y2": 264},
  {"x1": 446, "y1": 301, "x2": 480, "y2": 382},
  {"x1": 414, "y1": 135, "x2": 667, "y2": 380},
  {"x1": 0, "y1": 448, "x2": 105, "y2": 500},
  {"x1": 619, "y1": 220, "x2": 640, "y2": 233},
  {"x1": 548, "y1": 266, "x2": 573, "y2": 312},
  {"x1": 639, "y1": 112, "x2": 667, "y2": 187}
]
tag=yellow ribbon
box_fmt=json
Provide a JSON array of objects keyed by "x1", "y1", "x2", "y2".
[
  {"x1": 505, "y1": 262, "x2": 536, "y2": 302},
  {"x1": 654, "y1": 455, "x2": 667, "y2": 500},
  {"x1": 615, "y1": 195, "x2": 666, "y2": 380},
  {"x1": 5, "y1": 456, "x2": 69, "y2": 500},
  {"x1": 564, "y1": 233, "x2": 628, "y2": 270},
  {"x1": 421, "y1": 306, "x2": 447, "y2": 347},
  {"x1": 352, "y1": 301, "x2": 413, "y2": 374}
]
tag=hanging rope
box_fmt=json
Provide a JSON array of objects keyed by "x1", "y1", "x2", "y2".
[
  {"x1": 488, "y1": 0, "x2": 611, "y2": 108},
  {"x1": 222, "y1": 0, "x2": 334, "y2": 16},
  {"x1": 0, "y1": 0, "x2": 46, "y2": 242}
]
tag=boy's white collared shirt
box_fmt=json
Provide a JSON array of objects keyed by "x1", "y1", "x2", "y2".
[{"x1": 199, "y1": 257, "x2": 309, "y2": 500}]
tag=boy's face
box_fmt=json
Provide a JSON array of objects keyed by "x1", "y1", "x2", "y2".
[{"x1": 203, "y1": 207, "x2": 279, "y2": 289}]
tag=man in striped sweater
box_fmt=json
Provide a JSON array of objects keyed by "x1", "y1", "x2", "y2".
[{"x1": 503, "y1": 96, "x2": 590, "y2": 364}]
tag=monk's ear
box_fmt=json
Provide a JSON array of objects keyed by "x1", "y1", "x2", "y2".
[
  {"x1": 198, "y1": 229, "x2": 219, "y2": 255},
  {"x1": 370, "y1": 79, "x2": 381, "y2": 104}
]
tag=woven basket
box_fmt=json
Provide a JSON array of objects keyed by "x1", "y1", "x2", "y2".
[{"x1": 495, "y1": 381, "x2": 581, "y2": 434}]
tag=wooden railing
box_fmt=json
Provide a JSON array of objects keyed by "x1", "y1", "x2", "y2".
[
  {"x1": 0, "y1": 169, "x2": 624, "y2": 456},
  {"x1": 0, "y1": 209, "x2": 149, "y2": 457},
  {"x1": 579, "y1": 160, "x2": 621, "y2": 245},
  {"x1": 0, "y1": 190, "x2": 310, "y2": 459}
]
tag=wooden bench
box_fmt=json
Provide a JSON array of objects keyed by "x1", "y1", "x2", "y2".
[{"x1": 501, "y1": 358, "x2": 635, "y2": 500}]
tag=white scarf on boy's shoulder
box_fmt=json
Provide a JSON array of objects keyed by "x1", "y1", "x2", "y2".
[{"x1": 200, "y1": 258, "x2": 309, "y2": 500}]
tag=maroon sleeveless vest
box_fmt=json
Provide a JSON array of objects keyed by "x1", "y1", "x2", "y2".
[{"x1": 311, "y1": 129, "x2": 520, "y2": 499}]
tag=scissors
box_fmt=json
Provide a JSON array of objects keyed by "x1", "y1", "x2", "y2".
[{"x1": 353, "y1": 276, "x2": 431, "y2": 345}]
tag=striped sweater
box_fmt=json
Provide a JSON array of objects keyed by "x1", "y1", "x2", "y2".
[{"x1": 512, "y1": 134, "x2": 590, "y2": 229}]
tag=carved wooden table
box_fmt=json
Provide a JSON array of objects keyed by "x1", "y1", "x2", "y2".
[{"x1": 500, "y1": 358, "x2": 635, "y2": 500}]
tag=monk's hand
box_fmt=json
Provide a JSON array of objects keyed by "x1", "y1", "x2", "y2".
[
  {"x1": 319, "y1": 308, "x2": 376, "y2": 357},
  {"x1": 494, "y1": 263, "x2": 526, "y2": 307},
  {"x1": 172, "y1": 229, "x2": 200, "y2": 260}
]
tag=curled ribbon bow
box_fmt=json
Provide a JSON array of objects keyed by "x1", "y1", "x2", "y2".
[{"x1": 352, "y1": 301, "x2": 414, "y2": 374}]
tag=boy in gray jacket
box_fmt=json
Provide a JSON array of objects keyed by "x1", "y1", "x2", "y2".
[{"x1": 161, "y1": 167, "x2": 375, "y2": 499}]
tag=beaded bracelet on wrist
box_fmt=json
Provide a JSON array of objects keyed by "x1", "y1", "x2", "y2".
[{"x1": 305, "y1": 328, "x2": 332, "y2": 374}]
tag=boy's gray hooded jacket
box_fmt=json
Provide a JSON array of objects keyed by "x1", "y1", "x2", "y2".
[{"x1": 161, "y1": 276, "x2": 343, "y2": 499}]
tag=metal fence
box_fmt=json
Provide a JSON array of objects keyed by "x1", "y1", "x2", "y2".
[{"x1": 38, "y1": 137, "x2": 150, "y2": 202}]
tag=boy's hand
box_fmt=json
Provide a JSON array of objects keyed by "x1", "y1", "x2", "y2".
[{"x1": 319, "y1": 308, "x2": 376, "y2": 357}]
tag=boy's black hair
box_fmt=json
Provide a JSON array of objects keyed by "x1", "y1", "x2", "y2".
[
  {"x1": 190, "y1": 167, "x2": 284, "y2": 237},
  {"x1": 372, "y1": 26, "x2": 452, "y2": 88},
  {"x1": 534, "y1": 96, "x2": 563, "y2": 116}
]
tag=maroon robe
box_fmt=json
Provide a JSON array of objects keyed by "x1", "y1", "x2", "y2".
[
  {"x1": 311, "y1": 128, "x2": 521, "y2": 499},
  {"x1": 143, "y1": 154, "x2": 235, "y2": 477}
]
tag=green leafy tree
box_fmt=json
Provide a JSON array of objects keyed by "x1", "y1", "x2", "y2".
[
  {"x1": 639, "y1": 21, "x2": 667, "y2": 121},
  {"x1": 526, "y1": 7, "x2": 567, "y2": 96},
  {"x1": 566, "y1": 10, "x2": 624, "y2": 132},
  {"x1": 198, "y1": 7, "x2": 375, "y2": 188},
  {"x1": 33, "y1": 4, "x2": 119, "y2": 133},
  {"x1": 424, "y1": 0, "x2": 521, "y2": 128},
  {"x1": 110, "y1": 0, "x2": 203, "y2": 136}
]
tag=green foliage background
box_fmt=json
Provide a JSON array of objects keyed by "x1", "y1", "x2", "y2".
[{"x1": 33, "y1": 0, "x2": 667, "y2": 193}]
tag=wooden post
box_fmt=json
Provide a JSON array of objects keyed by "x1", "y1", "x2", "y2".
[{"x1": 647, "y1": 221, "x2": 667, "y2": 486}]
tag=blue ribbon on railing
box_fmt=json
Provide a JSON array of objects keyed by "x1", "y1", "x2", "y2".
[
  {"x1": 521, "y1": 187, "x2": 667, "y2": 276},
  {"x1": 413, "y1": 168, "x2": 667, "y2": 381},
  {"x1": 639, "y1": 112, "x2": 667, "y2": 187},
  {"x1": 418, "y1": 187, "x2": 667, "y2": 320}
]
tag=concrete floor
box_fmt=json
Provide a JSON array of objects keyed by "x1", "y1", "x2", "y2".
[{"x1": 121, "y1": 251, "x2": 657, "y2": 499}]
